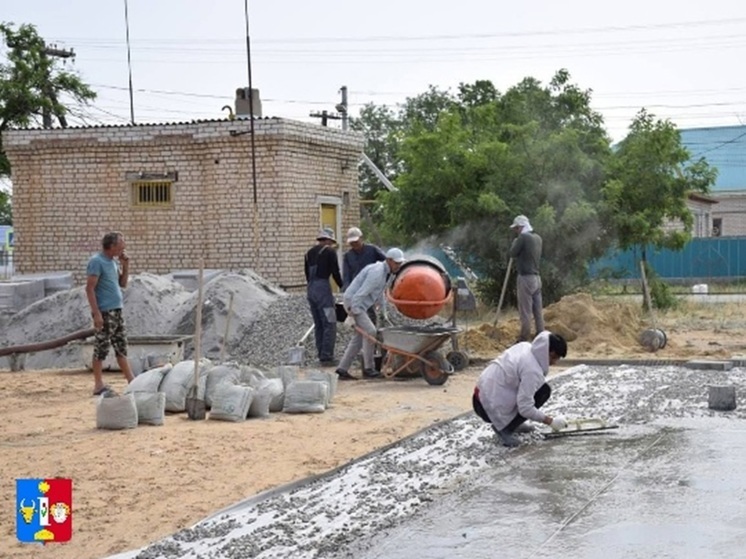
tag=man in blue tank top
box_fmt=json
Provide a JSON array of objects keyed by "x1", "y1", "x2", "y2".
[{"x1": 85, "y1": 231, "x2": 135, "y2": 395}]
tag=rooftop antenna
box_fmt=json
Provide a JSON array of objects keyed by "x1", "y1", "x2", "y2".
[{"x1": 124, "y1": 0, "x2": 135, "y2": 125}]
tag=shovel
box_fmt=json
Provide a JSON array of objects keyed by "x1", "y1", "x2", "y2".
[
  {"x1": 492, "y1": 258, "x2": 513, "y2": 328},
  {"x1": 186, "y1": 262, "x2": 206, "y2": 420},
  {"x1": 287, "y1": 324, "x2": 315, "y2": 366}
]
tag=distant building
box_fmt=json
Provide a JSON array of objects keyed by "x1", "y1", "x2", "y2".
[
  {"x1": 2, "y1": 118, "x2": 363, "y2": 287},
  {"x1": 680, "y1": 125, "x2": 746, "y2": 236}
]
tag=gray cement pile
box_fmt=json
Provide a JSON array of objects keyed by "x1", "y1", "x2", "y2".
[
  {"x1": 0, "y1": 270, "x2": 313, "y2": 371},
  {"x1": 105, "y1": 364, "x2": 746, "y2": 559}
]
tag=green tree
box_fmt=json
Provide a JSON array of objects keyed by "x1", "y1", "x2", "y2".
[
  {"x1": 602, "y1": 109, "x2": 717, "y2": 256},
  {"x1": 0, "y1": 22, "x2": 96, "y2": 181},
  {"x1": 377, "y1": 70, "x2": 613, "y2": 304},
  {"x1": 601, "y1": 109, "x2": 717, "y2": 309},
  {"x1": 0, "y1": 187, "x2": 10, "y2": 225}
]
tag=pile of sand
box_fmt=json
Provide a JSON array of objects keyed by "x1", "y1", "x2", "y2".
[{"x1": 455, "y1": 293, "x2": 649, "y2": 359}]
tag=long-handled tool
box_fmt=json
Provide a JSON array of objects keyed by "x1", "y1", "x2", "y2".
[
  {"x1": 186, "y1": 262, "x2": 206, "y2": 420},
  {"x1": 492, "y1": 258, "x2": 513, "y2": 327},
  {"x1": 541, "y1": 418, "x2": 619, "y2": 439},
  {"x1": 287, "y1": 324, "x2": 314, "y2": 365}
]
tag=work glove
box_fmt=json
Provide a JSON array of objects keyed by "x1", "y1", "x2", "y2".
[
  {"x1": 549, "y1": 415, "x2": 568, "y2": 432},
  {"x1": 344, "y1": 315, "x2": 356, "y2": 330}
]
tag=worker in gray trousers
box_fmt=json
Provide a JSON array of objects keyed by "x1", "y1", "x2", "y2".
[{"x1": 509, "y1": 214, "x2": 544, "y2": 342}]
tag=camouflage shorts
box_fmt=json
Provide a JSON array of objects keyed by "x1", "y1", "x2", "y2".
[{"x1": 93, "y1": 309, "x2": 128, "y2": 361}]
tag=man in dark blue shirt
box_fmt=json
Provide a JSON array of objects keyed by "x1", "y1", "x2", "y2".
[
  {"x1": 342, "y1": 227, "x2": 387, "y2": 324},
  {"x1": 305, "y1": 228, "x2": 344, "y2": 366}
]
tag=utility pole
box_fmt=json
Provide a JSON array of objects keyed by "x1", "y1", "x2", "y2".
[
  {"x1": 42, "y1": 44, "x2": 75, "y2": 129},
  {"x1": 310, "y1": 86, "x2": 349, "y2": 129},
  {"x1": 336, "y1": 86, "x2": 348, "y2": 131},
  {"x1": 309, "y1": 109, "x2": 342, "y2": 127}
]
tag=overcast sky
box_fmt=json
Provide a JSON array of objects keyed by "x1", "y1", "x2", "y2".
[{"x1": 3, "y1": 1, "x2": 746, "y2": 145}]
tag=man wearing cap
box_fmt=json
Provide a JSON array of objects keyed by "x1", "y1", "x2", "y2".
[
  {"x1": 343, "y1": 226, "x2": 386, "y2": 323},
  {"x1": 335, "y1": 247, "x2": 406, "y2": 380},
  {"x1": 305, "y1": 228, "x2": 344, "y2": 366},
  {"x1": 472, "y1": 331, "x2": 568, "y2": 447},
  {"x1": 509, "y1": 214, "x2": 544, "y2": 342}
]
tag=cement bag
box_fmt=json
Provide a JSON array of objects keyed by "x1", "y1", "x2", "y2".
[
  {"x1": 282, "y1": 380, "x2": 327, "y2": 414},
  {"x1": 209, "y1": 384, "x2": 254, "y2": 422},
  {"x1": 247, "y1": 382, "x2": 274, "y2": 418},
  {"x1": 239, "y1": 365, "x2": 268, "y2": 388},
  {"x1": 274, "y1": 365, "x2": 299, "y2": 389},
  {"x1": 96, "y1": 392, "x2": 138, "y2": 430},
  {"x1": 124, "y1": 364, "x2": 172, "y2": 394},
  {"x1": 133, "y1": 392, "x2": 166, "y2": 426},
  {"x1": 307, "y1": 369, "x2": 337, "y2": 404},
  {"x1": 262, "y1": 377, "x2": 285, "y2": 412},
  {"x1": 161, "y1": 358, "x2": 212, "y2": 412},
  {"x1": 205, "y1": 364, "x2": 242, "y2": 408}
]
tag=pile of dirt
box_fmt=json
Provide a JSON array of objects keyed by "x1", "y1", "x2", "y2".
[
  {"x1": 455, "y1": 293, "x2": 651, "y2": 359},
  {"x1": 543, "y1": 293, "x2": 646, "y2": 355}
]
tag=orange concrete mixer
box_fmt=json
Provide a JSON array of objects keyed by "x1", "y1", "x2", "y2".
[{"x1": 387, "y1": 256, "x2": 452, "y2": 319}]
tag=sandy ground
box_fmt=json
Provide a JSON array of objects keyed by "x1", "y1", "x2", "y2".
[
  {"x1": 0, "y1": 366, "x2": 482, "y2": 559},
  {"x1": 3, "y1": 297, "x2": 746, "y2": 558}
]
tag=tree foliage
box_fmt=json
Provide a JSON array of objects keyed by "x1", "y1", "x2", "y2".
[
  {"x1": 357, "y1": 70, "x2": 613, "y2": 304},
  {"x1": 352, "y1": 71, "x2": 716, "y2": 306},
  {"x1": 0, "y1": 22, "x2": 96, "y2": 180},
  {"x1": 601, "y1": 109, "x2": 717, "y2": 256}
]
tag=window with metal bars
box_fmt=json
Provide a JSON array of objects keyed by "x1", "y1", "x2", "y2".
[{"x1": 131, "y1": 180, "x2": 173, "y2": 207}]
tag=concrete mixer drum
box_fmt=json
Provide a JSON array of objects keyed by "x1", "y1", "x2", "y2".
[{"x1": 387, "y1": 256, "x2": 452, "y2": 320}]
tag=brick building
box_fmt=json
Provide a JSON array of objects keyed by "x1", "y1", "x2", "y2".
[{"x1": 3, "y1": 118, "x2": 364, "y2": 289}]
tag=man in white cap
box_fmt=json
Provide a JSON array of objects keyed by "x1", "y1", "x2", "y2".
[
  {"x1": 473, "y1": 331, "x2": 568, "y2": 447},
  {"x1": 304, "y1": 228, "x2": 343, "y2": 366},
  {"x1": 335, "y1": 247, "x2": 406, "y2": 380},
  {"x1": 342, "y1": 226, "x2": 386, "y2": 323},
  {"x1": 509, "y1": 214, "x2": 544, "y2": 342}
]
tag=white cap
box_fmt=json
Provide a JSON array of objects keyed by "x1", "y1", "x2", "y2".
[
  {"x1": 346, "y1": 227, "x2": 363, "y2": 244},
  {"x1": 510, "y1": 215, "x2": 531, "y2": 230},
  {"x1": 385, "y1": 247, "x2": 406, "y2": 263}
]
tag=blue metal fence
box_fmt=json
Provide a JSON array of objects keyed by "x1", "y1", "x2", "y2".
[{"x1": 589, "y1": 237, "x2": 746, "y2": 281}]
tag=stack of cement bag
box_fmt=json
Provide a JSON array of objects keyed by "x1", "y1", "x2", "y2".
[{"x1": 95, "y1": 360, "x2": 337, "y2": 429}]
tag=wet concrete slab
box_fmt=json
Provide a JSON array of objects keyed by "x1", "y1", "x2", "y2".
[
  {"x1": 352, "y1": 421, "x2": 746, "y2": 558},
  {"x1": 106, "y1": 365, "x2": 746, "y2": 559}
]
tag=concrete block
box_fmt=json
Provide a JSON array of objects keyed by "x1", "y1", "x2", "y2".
[
  {"x1": 685, "y1": 360, "x2": 734, "y2": 371},
  {"x1": 11, "y1": 271, "x2": 74, "y2": 296},
  {"x1": 708, "y1": 384, "x2": 737, "y2": 411},
  {"x1": 0, "y1": 279, "x2": 45, "y2": 312},
  {"x1": 170, "y1": 269, "x2": 223, "y2": 291}
]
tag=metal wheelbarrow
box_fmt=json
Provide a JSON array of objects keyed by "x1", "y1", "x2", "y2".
[{"x1": 371, "y1": 325, "x2": 460, "y2": 385}]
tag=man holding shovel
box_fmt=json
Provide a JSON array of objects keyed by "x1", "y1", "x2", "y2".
[
  {"x1": 510, "y1": 214, "x2": 544, "y2": 342},
  {"x1": 472, "y1": 331, "x2": 568, "y2": 447}
]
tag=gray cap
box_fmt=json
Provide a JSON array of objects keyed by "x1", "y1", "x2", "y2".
[{"x1": 317, "y1": 228, "x2": 336, "y2": 242}]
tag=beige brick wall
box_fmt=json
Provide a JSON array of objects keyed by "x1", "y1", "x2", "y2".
[{"x1": 3, "y1": 119, "x2": 364, "y2": 288}]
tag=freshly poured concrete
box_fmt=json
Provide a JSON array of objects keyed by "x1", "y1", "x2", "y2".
[
  {"x1": 106, "y1": 365, "x2": 746, "y2": 559},
  {"x1": 352, "y1": 421, "x2": 746, "y2": 559}
]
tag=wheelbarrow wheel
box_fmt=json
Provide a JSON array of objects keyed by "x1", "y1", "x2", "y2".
[
  {"x1": 421, "y1": 351, "x2": 451, "y2": 386},
  {"x1": 446, "y1": 350, "x2": 469, "y2": 371}
]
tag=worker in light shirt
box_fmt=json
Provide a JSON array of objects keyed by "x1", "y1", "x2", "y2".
[{"x1": 472, "y1": 331, "x2": 568, "y2": 447}]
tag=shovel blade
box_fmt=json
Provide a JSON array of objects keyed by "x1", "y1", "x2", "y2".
[
  {"x1": 185, "y1": 385, "x2": 206, "y2": 420},
  {"x1": 287, "y1": 346, "x2": 305, "y2": 366}
]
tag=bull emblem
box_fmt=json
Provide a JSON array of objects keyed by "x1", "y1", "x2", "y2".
[{"x1": 19, "y1": 498, "x2": 35, "y2": 524}]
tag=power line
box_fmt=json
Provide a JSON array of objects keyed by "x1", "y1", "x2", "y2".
[{"x1": 47, "y1": 16, "x2": 746, "y2": 46}]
